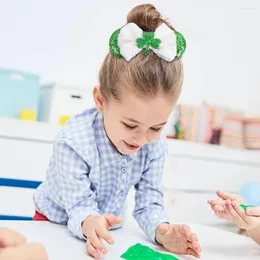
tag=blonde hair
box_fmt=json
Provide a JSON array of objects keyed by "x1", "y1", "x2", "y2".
[{"x1": 99, "y1": 4, "x2": 184, "y2": 102}]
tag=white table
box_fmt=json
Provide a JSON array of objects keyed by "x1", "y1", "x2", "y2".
[{"x1": 0, "y1": 221, "x2": 259, "y2": 260}]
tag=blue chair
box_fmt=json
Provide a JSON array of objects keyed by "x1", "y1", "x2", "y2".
[
  {"x1": 240, "y1": 182, "x2": 260, "y2": 206},
  {"x1": 0, "y1": 177, "x2": 42, "y2": 220}
]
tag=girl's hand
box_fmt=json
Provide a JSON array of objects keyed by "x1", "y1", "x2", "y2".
[
  {"x1": 82, "y1": 214, "x2": 122, "y2": 259},
  {"x1": 155, "y1": 223, "x2": 201, "y2": 258}
]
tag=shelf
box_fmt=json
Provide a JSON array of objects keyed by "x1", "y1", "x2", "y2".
[
  {"x1": 0, "y1": 118, "x2": 60, "y2": 143},
  {"x1": 167, "y1": 139, "x2": 260, "y2": 166}
]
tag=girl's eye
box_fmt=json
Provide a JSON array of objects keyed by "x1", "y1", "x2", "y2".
[
  {"x1": 151, "y1": 127, "x2": 162, "y2": 132},
  {"x1": 123, "y1": 123, "x2": 137, "y2": 130}
]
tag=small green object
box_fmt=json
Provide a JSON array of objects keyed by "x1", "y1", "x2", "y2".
[
  {"x1": 136, "y1": 32, "x2": 161, "y2": 56},
  {"x1": 240, "y1": 204, "x2": 255, "y2": 211},
  {"x1": 120, "y1": 243, "x2": 179, "y2": 260}
]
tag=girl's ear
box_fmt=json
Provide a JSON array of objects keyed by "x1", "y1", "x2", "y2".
[{"x1": 93, "y1": 86, "x2": 104, "y2": 112}]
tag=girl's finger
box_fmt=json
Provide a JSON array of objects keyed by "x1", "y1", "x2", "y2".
[
  {"x1": 187, "y1": 234, "x2": 201, "y2": 253},
  {"x1": 86, "y1": 239, "x2": 100, "y2": 259},
  {"x1": 88, "y1": 230, "x2": 107, "y2": 255},
  {"x1": 187, "y1": 247, "x2": 201, "y2": 258},
  {"x1": 96, "y1": 224, "x2": 113, "y2": 246},
  {"x1": 180, "y1": 225, "x2": 191, "y2": 237}
]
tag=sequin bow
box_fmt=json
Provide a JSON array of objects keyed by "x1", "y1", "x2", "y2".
[{"x1": 109, "y1": 23, "x2": 186, "y2": 62}]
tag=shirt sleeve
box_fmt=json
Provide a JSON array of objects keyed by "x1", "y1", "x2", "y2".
[
  {"x1": 54, "y1": 137, "x2": 99, "y2": 240},
  {"x1": 133, "y1": 137, "x2": 168, "y2": 242}
]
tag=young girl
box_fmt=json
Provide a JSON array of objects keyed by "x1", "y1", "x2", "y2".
[
  {"x1": 208, "y1": 190, "x2": 260, "y2": 245},
  {"x1": 34, "y1": 4, "x2": 201, "y2": 259},
  {"x1": 0, "y1": 227, "x2": 48, "y2": 260}
]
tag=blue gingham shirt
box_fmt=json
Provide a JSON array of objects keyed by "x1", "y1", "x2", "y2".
[{"x1": 34, "y1": 108, "x2": 168, "y2": 242}]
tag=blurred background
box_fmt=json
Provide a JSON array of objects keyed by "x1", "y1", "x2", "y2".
[{"x1": 0, "y1": 0, "x2": 260, "y2": 234}]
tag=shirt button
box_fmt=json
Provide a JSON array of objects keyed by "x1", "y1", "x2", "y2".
[
  {"x1": 121, "y1": 167, "x2": 127, "y2": 173},
  {"x1": 113, "y1": 210, "x2": 119, "y2": 216}
]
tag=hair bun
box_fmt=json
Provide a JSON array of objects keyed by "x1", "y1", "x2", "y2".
[{"x1": 127, "y1": 4, "x2": 163, "y2": 32}]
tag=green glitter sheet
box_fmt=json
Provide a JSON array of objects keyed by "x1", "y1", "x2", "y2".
[{"x1": 121, "y1": 243, "x2": 179, "y2": 260}]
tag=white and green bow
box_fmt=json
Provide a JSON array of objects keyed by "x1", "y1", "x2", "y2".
[{"x1": 109, "y1": 23, "x2": 186, "y2": 62}]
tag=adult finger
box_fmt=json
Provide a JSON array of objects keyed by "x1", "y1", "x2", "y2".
[
  {"x1": 217, "y1": 190, "x2": 239, "y2": 201},
  {"x1": 226, "y1": 200, "x2": 246, "y2": 226},
  {"x1": 232, "y1": 202, "x2": 249, "y2": 223},
  {"x1": 246, "y1": 206, "x2": 260, "y2": 217}
]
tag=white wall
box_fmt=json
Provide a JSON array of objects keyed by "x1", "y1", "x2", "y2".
[{"x1": 0, "y1": 0, "x2": 260, "y2": 114}]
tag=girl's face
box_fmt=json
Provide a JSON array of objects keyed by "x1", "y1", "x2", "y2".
[{"x1": 93, "y1": 86, "x2": 175, "y2": 155}]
